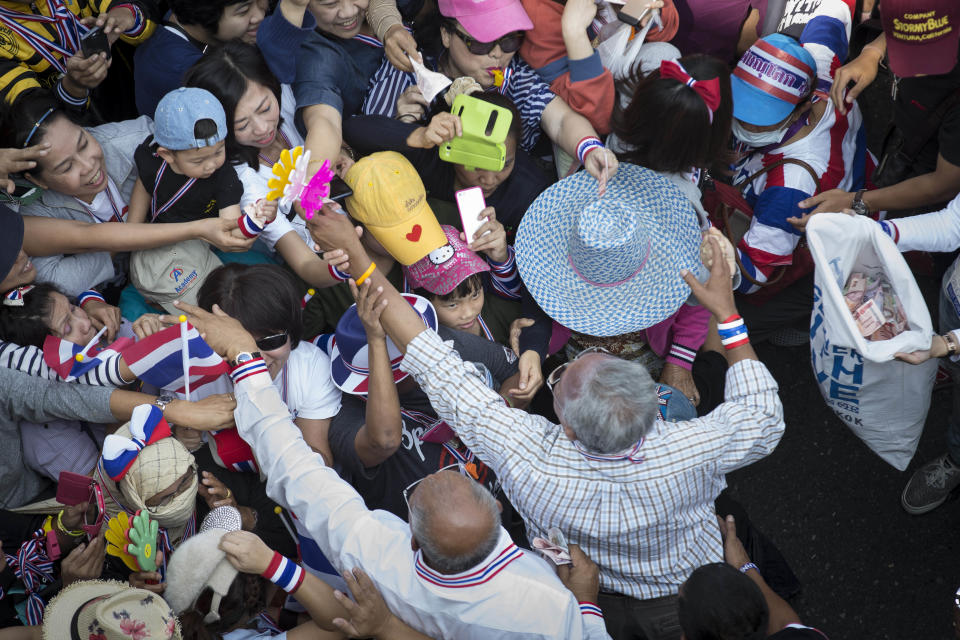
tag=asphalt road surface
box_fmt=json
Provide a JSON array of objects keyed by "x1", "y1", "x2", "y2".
[{"x1": 727, "y1": 319, "x2": 958, "y2": 640}]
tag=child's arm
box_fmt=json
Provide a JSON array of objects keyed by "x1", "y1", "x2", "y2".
[
  {"x1": 275, "y1": 232, "x2": 353, "y2": 288},
  {"x1": 126, "y1": 178, "x2": 149, "y2": 224}
]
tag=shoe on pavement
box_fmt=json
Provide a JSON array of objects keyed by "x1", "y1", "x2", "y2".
[{"x1": 901, "y1": 453, "x2": 960, "y2": 515}]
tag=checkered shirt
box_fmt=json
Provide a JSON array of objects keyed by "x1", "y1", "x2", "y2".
[{"x1": 402, "y1": 329, "x2": 785, "y2": 600}]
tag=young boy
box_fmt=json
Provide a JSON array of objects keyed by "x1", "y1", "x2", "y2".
[
  {"x1": 404, "y1": 224, "x2": 544, "y2": 402},
  {"x1": 127, "y1": 87, "x2": 245, "y2": 227}
]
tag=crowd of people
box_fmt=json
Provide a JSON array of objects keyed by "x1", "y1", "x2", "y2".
[{"x1": 0, "y1": 0, "x2": 956, "y2": 637}]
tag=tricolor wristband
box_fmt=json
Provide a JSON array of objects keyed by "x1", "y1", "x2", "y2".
[
  {"x1": 262, "y1": 551, "x2": 304, "y2": 593},
  {"x1": 717, "y1": 314, "x2": 749, "y2": 350},
  {"x1": 237, "y1": 213, "x2": 264, "y2": 238},
  {"x1": 77, "y1": 290, "x2": 106, "y2": 307},
  {"x1": 576, "y1": 136, "x2": 603, "y2": 166},
  {"x1": 229, "y1": 357, "x2": 268, "y2": 384},
  {"x1": 579, "y1": 602, "x2": 603, "y2": 618},
  {"x1": 328, "y1": 263, "x2": 350, "y2": 282}
]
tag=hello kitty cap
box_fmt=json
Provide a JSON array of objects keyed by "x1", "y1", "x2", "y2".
[{"x1": 404, "y1": 225, "x2": 490, "y2": 295}]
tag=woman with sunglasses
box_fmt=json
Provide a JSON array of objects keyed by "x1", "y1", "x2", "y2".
[
  {"x1": 361, "y1": 0, "x2": 619, "y2": 188},
  {"x1": 197, "y1": 263, "x2": 342, "y2": 466}
]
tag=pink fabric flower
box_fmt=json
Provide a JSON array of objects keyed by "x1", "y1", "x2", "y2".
[{"x1": 119, "y1": 618, "x2": 148, "y2": 639}]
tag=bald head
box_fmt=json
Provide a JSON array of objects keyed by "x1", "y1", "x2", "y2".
[{"x1": 408, "y1": 470, "x2": 501, "y2": 574}]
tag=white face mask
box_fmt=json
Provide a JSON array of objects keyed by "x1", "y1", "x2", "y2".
[{"x1": 731, "y1": 118, "x2": 791, "y2": 148}]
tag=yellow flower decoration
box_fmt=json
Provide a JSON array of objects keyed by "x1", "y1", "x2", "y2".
[{"x1": 267, "y1": 146, "x2": 312, "y2": 206}]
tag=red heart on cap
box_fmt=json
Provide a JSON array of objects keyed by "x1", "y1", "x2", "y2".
[{"x1": 406, "y1": 225, "x2": 422, "y2": 242}]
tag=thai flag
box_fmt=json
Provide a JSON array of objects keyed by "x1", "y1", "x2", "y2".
[
  {"x1": 121, "y1": 323, "x2": 229, "y2": 394},
  {"x1": 42, "y1": 335, "x2": 132, "y2": 381}
]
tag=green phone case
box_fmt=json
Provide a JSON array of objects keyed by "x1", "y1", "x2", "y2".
[{"x1": 438, "y1": 94, "x2": 513, "y2": 172}]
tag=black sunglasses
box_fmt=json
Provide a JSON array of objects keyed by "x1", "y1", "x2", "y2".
[
  {"x1": 451, "y1": 27, "x2": 524, "y2": 55},
  {"x1": 255, "y1": 332, "x2": 288, "y2": 352}
]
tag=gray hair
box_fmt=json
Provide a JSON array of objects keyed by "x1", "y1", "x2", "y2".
[
  {"x1": 409, "y1": 478, "x2": 501, "y2": 575},
  {"x1": 561, "y1": 357, "x2": 659, "y2": 454}
]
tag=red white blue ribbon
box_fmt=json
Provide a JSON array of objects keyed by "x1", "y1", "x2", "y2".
[
  {"x1": 4, "y1": 285, "x2": 36, "y2": 307},
  {"x1": 101, "y1": 404, "x2": 173, "y2": 480},
  {"x1": 151, "y1": 160, "x2": 197, "y2": 222},
  {"x1": 0, "y1": 0, "x2": 85, "y2": 74},
  {"x1": 415, "y1": 543, "x2": 522, "y2": 587}
]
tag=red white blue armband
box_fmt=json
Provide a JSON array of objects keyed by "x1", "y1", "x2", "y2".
[
  {"x1": 328, "y1": 263, "x2": 350, "y2": 282},
  {"x1": 77, "y1": 290, "x2": 106, "y2": 307},
  {"x1": 261, "y1": 551, "x2": 304, "y2": 593},
  {"x1": 717, "y1": 315, "x2": 749, "y2": 350},
  {"x1": 576, "y1": 136, "x2": 604, "y2": 166}
]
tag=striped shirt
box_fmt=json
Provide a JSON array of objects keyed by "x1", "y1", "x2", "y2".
[
  {"x1": 361, "y1": 55, "x2": 556, "y2": 151},
  {"x1": 0, "y1": 0, "x2": 154, "y2": 107},
  {"x1": 402, "y1": 329, "x2": 785, "y2": 600},
  {"x1": 732, "y1": 4, "x2": 873, "y2": 293},
  {"x1": 0, "y1": 340, "x2": 127, "y2": 386}
]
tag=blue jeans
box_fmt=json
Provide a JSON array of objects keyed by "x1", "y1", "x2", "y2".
[
  {"x1": 938, "y1": 256, "x2": 960, "y2": 463},
  {"x1": 655, "y1": 384, "x2": 698, "y2": 422}
]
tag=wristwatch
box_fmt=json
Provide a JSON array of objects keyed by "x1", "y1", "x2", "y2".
[
  {"x1": 851, "y1": 189, "x2": 870, "y2": 216},
  {"x1": 154, "y1": 392, "x2": 175, "y2": 413},
  {"x1": 229, "y1": 351, "x2": 261, "y2": 368}
]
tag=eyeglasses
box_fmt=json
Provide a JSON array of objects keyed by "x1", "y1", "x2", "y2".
[
  {"x1": 403, "y1": 463, "x2": 469, "y2": 508},
  {"x1": 451, "y1": 27, "x2": 524, "y2": 55},
  {"x1": 255, "y1": 332, "x2": 288, "y2": 352},
  {"x1": 546, "y1": 346, "x2": 611, "y2": 393},
  {"x1": 402, "y1": 462, "x2": 501, "y2": 507}
]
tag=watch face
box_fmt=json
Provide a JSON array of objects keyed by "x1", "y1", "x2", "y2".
[{"x1": 236, "y1": 353, "x2": 253, "y2": 364}]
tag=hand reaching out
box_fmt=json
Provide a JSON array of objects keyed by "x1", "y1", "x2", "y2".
[
  {"x1": 407, "y1": 112, "x2": 462, "y2": 149},
  {"x1": 61, "y1": 534, "x2": 107, "y2": 587},
  {"x1": 509, "y1": 317, "x2": 536, "y2": 356},
  {"x1": 84, "y1": 300, "x2": 121, "y2": 342},
  {"x1": 463, "y1": 207, "x2": 507, "y2": 263},
  {"x1": 332, "y1": 568, "x2": 406, "y2": 639},
  {"x1": 218, "y1": 530, "x2": 274, "y2": 575},
  {"x1": 555, "y1": 543, "x2": 600, "y2": 604},
  {"x1": 717, "y1": 514, "x2": 752, "y2": 569},
  {"x1": 396, "y1": 85, "x2": 428, "y2": 123},
  {"x1": 199, "y1": 471, "x2": 238, "y2": 510},
  {"x1": 351, "y1": 279, "x2": 388, "y2": 341},
  {"x1": 584, "y1": 148, "x2": 618, "y2": 197},
  {"x1": 0, "y1": 144, "x2": 49, "y2": 193},
  {"x1": 384, "y1": 24, "x2": 420, "y2": 73},
  {"x1": 507, "y1": 350, "x2": 543, "y2": 404}
]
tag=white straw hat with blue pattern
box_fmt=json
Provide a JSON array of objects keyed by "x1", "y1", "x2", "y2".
[{"x1": 515, "y1": 163, "x2": 701, "y2": 337}]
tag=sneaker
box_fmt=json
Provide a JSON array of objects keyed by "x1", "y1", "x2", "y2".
[
  {"x1": 769, "y1": 327, "x2": 809, "y2": 347},
  {"x1": 901, "y1": 453, "x2": 960, "y2": 515}
]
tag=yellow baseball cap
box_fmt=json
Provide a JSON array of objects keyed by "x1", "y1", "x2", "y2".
[{"x1": 344, "y1": 151, "x2": 447, "y2": 265}]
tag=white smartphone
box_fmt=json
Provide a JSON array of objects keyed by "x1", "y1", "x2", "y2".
[{"x1": 455, "y1": 186, "x2": 489, "y2": 243}]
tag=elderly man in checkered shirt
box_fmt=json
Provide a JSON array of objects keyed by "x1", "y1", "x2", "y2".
[{"x1": 306, "y1": 209, "x2": 786, "y2": 639}]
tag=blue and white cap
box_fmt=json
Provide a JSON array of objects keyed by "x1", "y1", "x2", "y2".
[{"x1": 153, "y1": 87, "x2": 227, "y2": 150}]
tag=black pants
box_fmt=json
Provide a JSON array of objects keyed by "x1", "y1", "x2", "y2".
[
  {"x1": 738, "y1": 275, "x2": 815, "y2": 343},
  {"x1": 598, "y1": 591, "x2": 681, "y2": 640}
]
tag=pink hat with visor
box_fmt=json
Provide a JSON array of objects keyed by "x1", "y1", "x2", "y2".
[
  {"x1": 404, "y1": 225, "x2": 490, "y2": 295},
  {"x1": 438, "y1": 0, "x2": 534, "y2": 43}
]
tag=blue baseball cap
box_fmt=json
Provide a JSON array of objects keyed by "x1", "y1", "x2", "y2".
[
  {"x1": 153, "y1": 87, "x2": 227, "y2": 150},
  {"x1": 731, "y1": 34, "x2": 816, "y2": 127}
]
